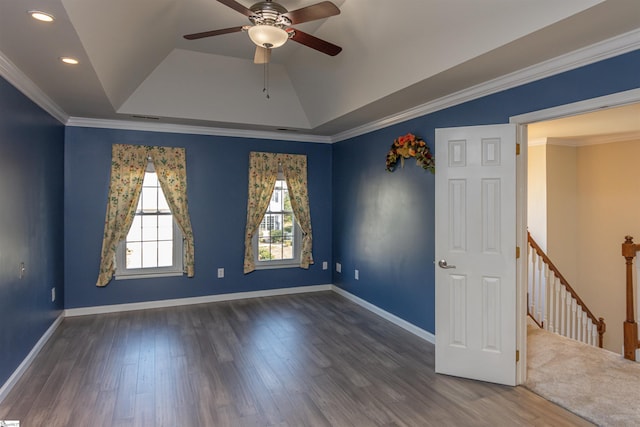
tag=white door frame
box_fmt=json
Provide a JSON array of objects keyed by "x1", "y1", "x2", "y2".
[{"x1": 509, "y1": 87, "x2": 640, "y2": 384}]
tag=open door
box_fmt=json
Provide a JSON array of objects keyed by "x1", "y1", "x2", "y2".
[{"x1": 435, "y1": 124, "x2": 517, "y2": 386}]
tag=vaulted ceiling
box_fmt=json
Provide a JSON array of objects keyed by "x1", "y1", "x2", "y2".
[{"x1": 1, "y1": 0, "x2": 639, "y2": 138}]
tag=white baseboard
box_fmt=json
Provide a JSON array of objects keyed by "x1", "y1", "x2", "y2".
[
  {"x1": 331, "y1": 286, "x2": 436, "y2": 344},
  {"x1": 65, "y1": 284, "x2": 333, "y2": 317},
  {"x1": 0, "y1": 312, "x2": 64, "y2": 403}
]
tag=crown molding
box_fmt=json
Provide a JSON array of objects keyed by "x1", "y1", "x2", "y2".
[
  {"x1": 527, "y1": 131, "x2": 640, "y2": 148},
  {"x1": 0, "y1": 51, "x2": 69, "y2": 124},
  {"x1": 548, "y1": 131, "x2": 640, "y2": 147},
  {"x1": 332, "y1": 29, "x2": 640, "y2": 143},
  {"x1": 66, "y1": 117, "x2": 333, "y2": 144}
]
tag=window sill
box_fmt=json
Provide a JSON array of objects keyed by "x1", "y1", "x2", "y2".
[
  {"x1": 254, "y1": 262, "x2": 300, "y2": 271},
  {"x1": 115, "y1": 271, "x2": 184, "y2": 280}
]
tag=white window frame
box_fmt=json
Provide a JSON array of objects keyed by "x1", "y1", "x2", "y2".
[
  {"x1": 115, "y1": 161, "x2": 184, "y2": 280},
  {"x1": 252, "y1": 170, "x2": 302, "y2": 270}
]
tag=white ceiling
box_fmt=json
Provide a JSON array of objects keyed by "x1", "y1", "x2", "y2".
[
  {"x1": 1, "y1": 0, "x2": 639, "y2": 137},
  {"x1": 528, "y1": 103, "x2": 640, "y2": 145}
]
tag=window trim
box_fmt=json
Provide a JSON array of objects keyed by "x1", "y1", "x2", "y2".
[{"x1": 115, "y1": 162, "x2": 184, "y2": 280}]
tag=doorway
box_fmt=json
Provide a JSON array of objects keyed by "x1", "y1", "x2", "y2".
[{"x1": 511, "y1": 88, "x2": 640, "y2": 383}]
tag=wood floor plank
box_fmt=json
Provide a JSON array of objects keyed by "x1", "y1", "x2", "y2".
[{"x1": 0, "y1": 291, "x2": 594, "y2": 426}]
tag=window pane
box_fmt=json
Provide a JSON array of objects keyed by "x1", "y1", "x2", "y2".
[
  {"x1": 142, "y1": 241, "x2": 158, "y2": 268},
  {"x1": 158, "y1": 241, "x2": 173, "y2": 267},
  {"x1": 282, "y1": 242, "x2": 293, "y2": 259},
  {"x1": 127, "y1": 215, "x2": 142, "y2": 242},
  {"x1": 158, "y1": 189, "x2": 171, "y2": 212},
  {"x1": 126, "y1": 242, "x2": 142, "y2": 269},
  {"x1": 158, "y1": 215, "x2": 173, "y2": 240},
  {"x1": 144, "y1": 171, "x2": 158, "y2": 186},
  {"x1": 142, "y1": 215, "x2": 158, "y2": 241},
  {"x1": 141, "y1": 187, "x2": 158, "y2": 212},
  {"x1": 283, "y1": 188, "x2": 291, "y2": 212}
]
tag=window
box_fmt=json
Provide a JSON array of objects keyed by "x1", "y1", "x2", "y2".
[
  {"x1": 253, "y1": 170, "x2": 301, "y2": 269},
  {"x1": 115, "y1": 162, "x2": 183, "y2": 279}
]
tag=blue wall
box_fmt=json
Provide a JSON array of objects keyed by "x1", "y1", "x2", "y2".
[
  {"x1": 332, "y1": 50, "x2": 640, "y2": 334},
  {"x1": 1, "y1": 47, "x2": 639, "y2": 388},
  {"x1": 0, "y1": 77, "x2": 65, "y2": 386},
  {"x1": 64, "y1": 128, "x2": 333, "y2": 308}
]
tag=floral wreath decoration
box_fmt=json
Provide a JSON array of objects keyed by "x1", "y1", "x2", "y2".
[{"x1": 385, "y1": 133, "x2": 435, "y2": 173}]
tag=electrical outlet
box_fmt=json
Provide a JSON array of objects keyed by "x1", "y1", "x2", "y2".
[
  {"x1": 51, "y1": 287, "x2": 56, "y2": 302},
  {"x1": 322, "y1": 261, "x2": 328, "y2": 270},
  {"x1": 217, "y1": 268, "x2": 224, "y2": 278},
  {"x1": 336, "y1": 262, "x2": 341, "y2": 273},
  {"x1": 355, "y1": 269, "x2": 359, "y2": 280}
]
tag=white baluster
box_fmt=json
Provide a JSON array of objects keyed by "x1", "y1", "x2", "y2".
[
  {"x1": 560, "y1": 287, "x2": 567, "y2": 336},
  {"x1": 529, "y1": 246, "x2": 536, "y2": 318},
  {"x1": 536, "y1": 254, "x2": 544, "y2": 325},
  {"x1": 581, "y1": 312, "x2": 588, "y2": 344},
  {"x1": 587, "y1": 322, "x2": 593, "y2": 346},
  {"x1": 531, "y1": 251, "x2": 538, "y2": 320},
  {"x1": 576, "y1": 309, "x2": 583, "y2": 342},
  {"x1": 543, "y1": 264, "x2": 551, "y2": 329},
  {"x1": 570, "y1": 299, "x2": 577, "y2": 340},
  {"x1": 548, "y1": 275, "x2": 556, "y2": 333},
  {"x1": 553, "y1": 277, "x2": 562, "y2": 334}
]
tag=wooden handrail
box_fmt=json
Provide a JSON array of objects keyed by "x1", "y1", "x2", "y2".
[
  {"x1": 621, "y1": 235, "x2": 640, "y2": 361},
  {"x1": 528, "y1": 232, "x2": 606, "y2": 347}
]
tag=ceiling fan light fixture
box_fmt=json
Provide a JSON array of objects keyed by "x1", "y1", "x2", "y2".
[{"x1": 248, "y1": 25, "x2": 288, "y2": 48}]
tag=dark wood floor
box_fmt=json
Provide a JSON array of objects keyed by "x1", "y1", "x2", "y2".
[{"x1": 0, "y1": 291, "x2": 592, "y2": 426}]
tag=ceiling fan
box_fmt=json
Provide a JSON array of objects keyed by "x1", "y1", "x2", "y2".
[{"x1": 184, "y1": 0, "x2": 342, "y2": 64}]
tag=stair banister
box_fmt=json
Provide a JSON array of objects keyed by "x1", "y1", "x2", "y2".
[{"x1": 528, "y1": 232, "x2": 606, "y2": 347}]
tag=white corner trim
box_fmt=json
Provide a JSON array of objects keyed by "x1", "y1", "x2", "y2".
[
  {"x1": 65, "y1": 284, "x2": 333, "y2": 317},
  {"x1": 0, "y1": 51, "x2": 69, "y2": 125},
  {"x1": 65, "y1": 117, "x2": 333, "y2": 144},
  {"x1": 0, "y1": 313, "x2": 64, "y2": 404},
  {"x1": 331, "y1": 286, "x2": 436, "y2": 344},
  {"x1": 332, "y1": 29, "x2": 640, "y2": 143}
]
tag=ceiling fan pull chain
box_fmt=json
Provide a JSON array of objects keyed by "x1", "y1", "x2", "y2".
[{"x1": 263, "y1": 58, "x2": 270, "y2": 99}]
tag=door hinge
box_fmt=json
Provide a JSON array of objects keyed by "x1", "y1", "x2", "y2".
[
  {"x1": 516, "y1": 246, "x2": 520, "y2": 259},
  {"x1": 516, "y1": 350, "x2": 520, "y2": 362},
  {"x1": 516, "y1": 143, "x2": 521, "y2": 155}
]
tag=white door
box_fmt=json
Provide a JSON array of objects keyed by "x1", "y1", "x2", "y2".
[{"x1": 435, "y1": 124, "x2": 517, "y2": 386}]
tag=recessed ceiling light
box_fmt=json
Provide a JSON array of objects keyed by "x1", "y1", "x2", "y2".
[
  {"x1": 60, "y1": 57, "x2": 79, "y2": 65},
  {"x1": 29, "y1": 10, "x2": 55, "y2": 22}
]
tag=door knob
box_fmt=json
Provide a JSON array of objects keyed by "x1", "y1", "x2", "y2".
[{"x1": 438, "y1": 259, "x2": 456, "y2": 269}]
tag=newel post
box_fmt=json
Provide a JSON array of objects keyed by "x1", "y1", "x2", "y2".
[{"x1": 621, "y1": 235, "x2": 640, "y2": 361}]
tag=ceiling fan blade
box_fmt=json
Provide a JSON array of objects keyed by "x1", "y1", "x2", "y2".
[
  {"x1": 184, "y1": 26, "x2": 244, "y2": 40},
  {"x1": 289, "y1": 29, "x2": 342, "y2": 56},
  {"x1": 254, "y1": 46, "x2": 271, "y2": 64},
  {"x1": 284, "y1": 1, "x2": 340, "y2": 24},
  {"x1": 217, "y1": 0, "x2": 253, "y2": 17}
]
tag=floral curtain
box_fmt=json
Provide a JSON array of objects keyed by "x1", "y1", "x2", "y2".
[
  {"x1": 243, "y1": 152, "x2": 279, "y2": 273},
  {"x1": 96, "y1": 144, "x2": 148, "y2": 286},
  {"x1": 280, "y1": 154, "x2": 314, "y2": 269},
  {"x1": 96, "y1": 144, "x2": 195, "y2": 287},
  {"x1": 243, "y1": 152, "x2": 314, "y2": 273},
  {"x1": 150, "y1": 146, "x2": 195, "y2": 277}
]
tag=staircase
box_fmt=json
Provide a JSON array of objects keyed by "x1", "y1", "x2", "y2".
[{"x1": 527, "y1": 232, "x2": 605, "y2": 347}]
